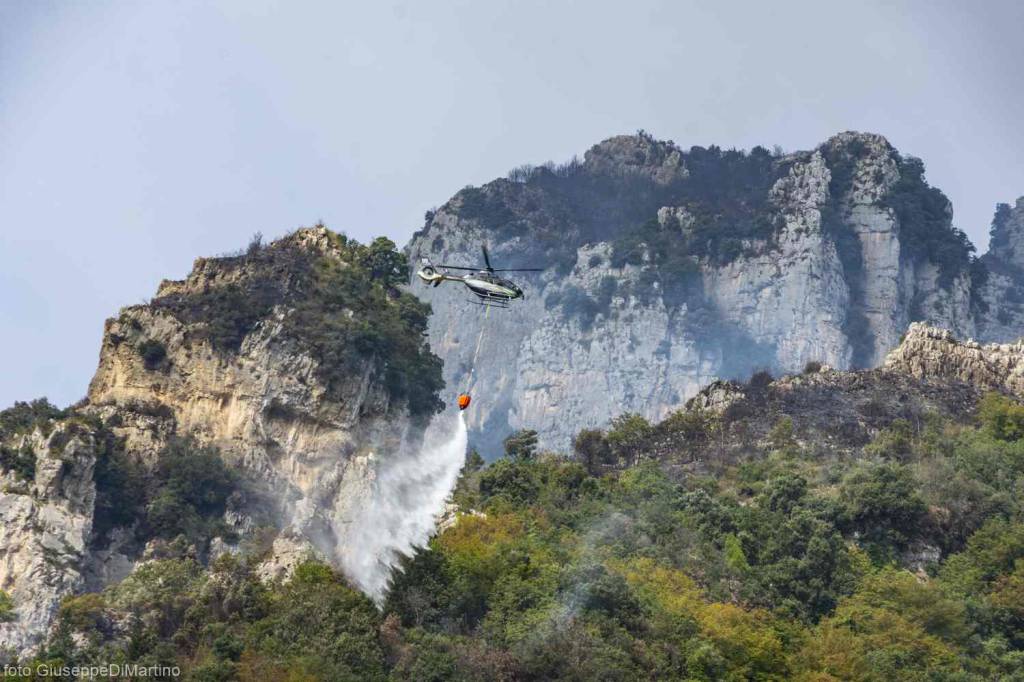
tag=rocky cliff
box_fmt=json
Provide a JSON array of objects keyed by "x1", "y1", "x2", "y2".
[
  {"x1": 407, "y1": 131, "x2": 1024, "y2": 451},
  {"x1": 590, "y1": 322, "x2": 1023, "y2": 482},
  {"x1": 977, "y1": 197, "x2": 1024, "y2": 341},
  {"x1": 886, "y1": 321, "x2": 1024, "y2": 396},
  {"x1": 0, "y1": 228, "x2": 447, "y2": 655},
  {"x1": 0, "y1": 421, "x2": 97, "y2": 654}
]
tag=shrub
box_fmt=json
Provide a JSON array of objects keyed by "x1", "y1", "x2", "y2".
[
  {"x1": 882, "y1": 155, "x2": 974, "y2": 288},
  {"x1": 606, "y1": 413, "x2": 654, "y2": 465},
  {"x1": 91, "y1": 427, "x2": 145, "y2": 545},
  {"x1": 748, "y1": 369, "x2": 774, "y2": 392},
  {"x1": 978, "y1": 392, "x2": 1024, "y2": 442},
  {"x1": 144, "y1": 438, "x2": 237, "y2": 546},
  {"x1": 864, "y1": 419, "x2": 914, "y2": 460},
  {"x1": 59, "y1": 593, "x2": 107, "y2": 633},
  {"x1": 596, "y1": 276, "x2": 618, "y2": 308},
  {"x1": 803, "y1": 360, "x2": 822, "y2": 374},
  {"x1": 656, "y1": 408, "x2": 719, "y2": 445},
  {"x1": 0, "y1": 591, "x2": 14, "y2": 622},
  {"x1": 247, "y1": 231, "x2": 263, "y2": 256},
  {"x1": 0, "y1": 444, "x2": 36, "y2": 481},
  {"x1": 557, "y1": 285, "x2": 602, "y2": 329},
  {"x1": 0, "y1": 397, "x2": 65, "y2": 438},
  {"x1": 840, "y1": 463, "x2": 929, "y2": 558},
  {"x1": 768, "y1": 416, "x2": 797, "y2": 453},
  {"x1": 479, "y1": 460, "x2": 541, "y2": 507},
  {"x1": 137, "y1": 339, "x2": 167, "y2": 370}
]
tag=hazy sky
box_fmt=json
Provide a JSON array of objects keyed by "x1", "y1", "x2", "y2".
[{"x1": 2, "y1": 0, "x2": 1023, "y2": 408}]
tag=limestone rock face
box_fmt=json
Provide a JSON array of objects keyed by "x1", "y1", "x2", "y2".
[
  {"x1": 884, "y1": 322, "x2": 1024, "y2": 397},
  {"x1": 513, "y1": 242, "x2": 719, "y2": 446},
  {"x1": 987, "y1": 197, "x2": 1024, "y2": 271},
  {"x1": 408, "y1": 131, "x2": 1022, "y2": 451},
  {"x1": 0, "y1": 425, "x2": 97, "y2": 654},
  {"x1": 86, "y1": 229, "x2": 417, "y2": 560},
  {"x1": 700, "y1": 151, "x2": 851, "y2": 371},
  {"x1": 978, "y1": 197, "x2": 1024, "y2": 342},
  {"x1": 582, "y1": 133, "x2": 688, "y2": 185},
  {"x1": 255, "y1": 531, "x2": 320, "y2": 583},
  {"x1": 0, "y1": 228, "x2": 443, "y2": 656}
]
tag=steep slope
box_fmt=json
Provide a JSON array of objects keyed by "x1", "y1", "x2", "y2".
[
  {"x1": 665, "y1": 324, "x2": 1004, "y2": 469},
  {"x1": 407, "y1": 131, "x2": 1020, "y2": 451},
  {"x1": 19, "y1": 321, "x2": 1024, "y2": 680},
  {"x1": 0, "y1": 228, "x2": 447, "y2": 654},
  {"x1": 0, "y1": 415, "x2": 98, "y2": 655},
  {"x1": 978, "y1": 196, "x2": 1024, "y2": 341}
]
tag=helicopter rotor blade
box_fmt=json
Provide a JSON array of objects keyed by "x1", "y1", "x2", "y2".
[
  {"x1": 491, "y1": 268, "x2": 544, "y2": 272},
  {"x1": 436, "y1": 265, "x2": 479, "y2": 271},
  {"x1": 482, "y1": 244, "x2": 493, "y2": 271}
]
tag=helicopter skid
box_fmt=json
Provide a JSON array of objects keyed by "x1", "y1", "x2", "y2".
[{"x1": 468, "y1": 297, "x2": 510, "y2": 308}]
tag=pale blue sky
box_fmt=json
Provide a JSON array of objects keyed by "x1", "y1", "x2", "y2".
[{"x1": 2, "y1": 0, "x2": 1023, "y2": 407}]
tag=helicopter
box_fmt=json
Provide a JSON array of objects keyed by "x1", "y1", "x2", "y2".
[{"x1": 416, "y1": 244, "x2": 542, "y2": 308}]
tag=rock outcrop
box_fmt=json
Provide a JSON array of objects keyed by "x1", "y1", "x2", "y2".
[
  {"x1": 978, "y1": 197, "x2": 1024, "y2": 342},
  {"x1": 885, "y1": 322, "x2": 1024, "y2": 397},
  {"x1": 408, "y1": 131, "x2": 1024, "y2": 451},
  {"x1": 0, "y1": 424, "x2": 97, "y2": 654},
  {"x1": 0, "y1": 228, "x2": 448, "y2": 656},
  {"x1": 655, "y1": 326, "x2": 1005, "y2": 468}
]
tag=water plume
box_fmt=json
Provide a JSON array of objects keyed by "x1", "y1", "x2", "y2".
[{"x1": 338, "y1": 411, "x2": 468, "y2": 602}]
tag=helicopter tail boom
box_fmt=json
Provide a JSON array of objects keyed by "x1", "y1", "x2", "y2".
[{"x1": 416, "y1": 260, "x2": 463, "y2": 287}]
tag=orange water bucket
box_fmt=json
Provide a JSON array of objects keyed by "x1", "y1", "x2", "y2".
[{"x1": 457, "y1": 394, "x2": 471, "y2": 410}]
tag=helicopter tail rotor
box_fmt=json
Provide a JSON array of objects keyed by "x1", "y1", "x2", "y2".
[{"x1": 416, "y1": 259, "x2": 444, "y2": 286}]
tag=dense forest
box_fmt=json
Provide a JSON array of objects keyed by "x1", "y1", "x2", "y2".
[{"x1": 11, "y1": 373, "x2": 1024, "y2": 681}]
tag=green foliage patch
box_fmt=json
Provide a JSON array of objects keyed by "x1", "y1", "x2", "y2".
[
  {"x1": 0, "y1": 397, "x2": 66, "y2": 439},
  {"x1": 883, "y1": 155, "x2": 976, "y2": 288},
  {"x1": 144, "y1": 437, "x2": 238, "y2": 546},
  {"x1": 154, "y1": 230, "x2": 443, "y2": 417}
]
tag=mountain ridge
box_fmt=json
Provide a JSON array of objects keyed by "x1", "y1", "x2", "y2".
[
  {"x1": 407, "y1": 130, "x2": 1024, "y2": 452},
  {"x1": 3, "y1": 227, "x2": 1024, "y2": 677},
  {"x1": 0, "y1": 228, "x2": 446, "y2": 654}
]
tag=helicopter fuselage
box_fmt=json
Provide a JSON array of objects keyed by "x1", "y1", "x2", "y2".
[
  {"x1": 416, "y1": 250, "x2": 538, "y2": 307},
  {"x1": 417, "y1": 265, "x2": 523, "y2": 304},
  {"x1": 463, "y1": 272, "x2": 523, "y2": 301}
]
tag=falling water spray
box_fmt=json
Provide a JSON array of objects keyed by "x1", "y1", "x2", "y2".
[{"x1": 338, "y1": 411, "x2": 468, "y2": 602}]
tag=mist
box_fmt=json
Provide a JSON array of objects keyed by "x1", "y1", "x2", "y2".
[{"x1": 337, "y1": 411, "x2": 468, "y2": 603}]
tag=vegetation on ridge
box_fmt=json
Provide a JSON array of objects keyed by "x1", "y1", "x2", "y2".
[
  {"x1": 15, "y1": 375, "x2": 1024, "y2": 680},
  {"x1": 150, "y1": 228, "x2": 444, "y2": 416}
]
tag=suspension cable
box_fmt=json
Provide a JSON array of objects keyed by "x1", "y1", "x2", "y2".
[{"x1": 465, "y1": 305, "x2": 490, "y2": 392}]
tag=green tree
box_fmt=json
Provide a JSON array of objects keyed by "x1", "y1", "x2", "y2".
[
  {"x1": 864, "y1": 418, "x2": 914, "y2": 460},
  {"x1": 503, "y1": 429, "x2": 539, "y2": 461},
  {"x1": 573, "y1": 428, "x2": 612, "y2": 475},
  {"x1": 767, "y1": 416, "x2": 796, "y2": 454},
  {"x1": 465, "y1": 448, "x2": 485, "y2": 472},
  {"x1": 723, "y1": 534, "x2": 750, "y2": 574},
  {"x1": 145, "y1": 438, "x2": 237, "y2": 545},
  {"x1": 978, "y1": 392, "x2": 1024, "y2": 442},
  {"x1": 606, "y1": 413, "x2": 653, "y2": 465},
  {"x1": 840, "y1": 463, "x2": 929, "y2": 558},
  {"x1": 137, "y1": 339, "x2": 167, "y2": 370},
  {"x1": 0, "y1": 397, "x2": 65, "y2": 436},
  {"x1": 361, "y1": 236, "x2": 409, "y2": 285}
]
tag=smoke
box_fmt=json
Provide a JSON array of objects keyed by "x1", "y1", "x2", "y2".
[{"x1": 338, "y1": 411, "x2": 468, "y2": 603}]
